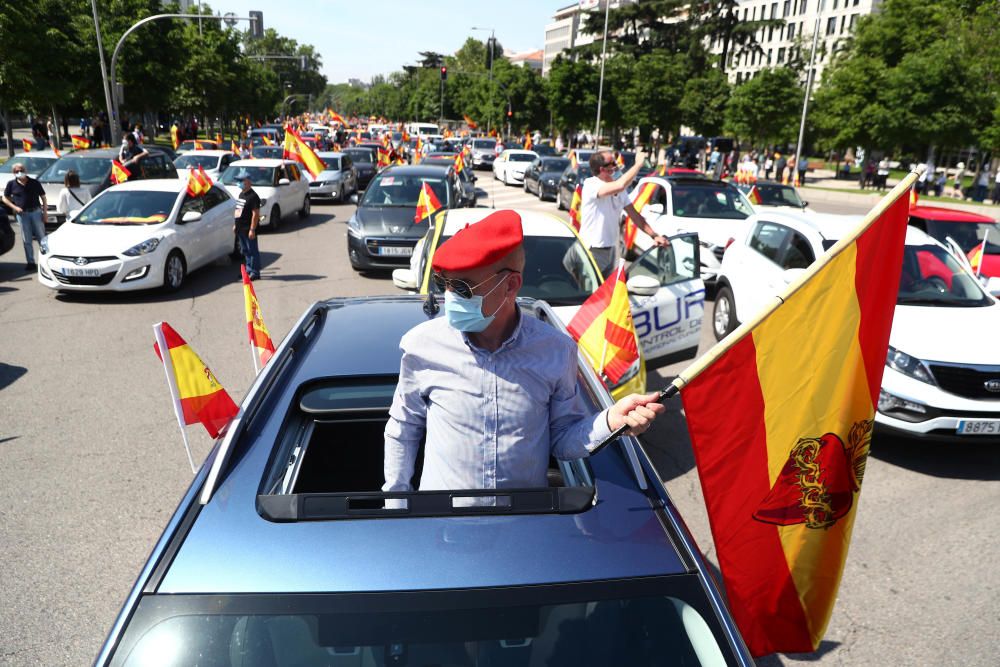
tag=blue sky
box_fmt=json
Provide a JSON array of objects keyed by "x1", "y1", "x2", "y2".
[{"x1": 205, "y1": 0, "x2": 570, "y2": 83}]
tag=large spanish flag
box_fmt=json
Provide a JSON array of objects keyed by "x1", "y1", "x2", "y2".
[
  {"x1": 566, "y1": 260, "x2": 639, "y2": 385},
  {"x1": 241, "y1": 265, "x2": 276, "y2": 372},
  {"x1": 153, "y1": 322, "x2": 239, "y2": 439},
  {"x1": 568, "y1": 184, "x2": 582, "y2": 231},
  {"x1": 283, "y1": 129, "x2": 325, "y2": 180},
  {"x1": 673, "y1": 172, "x2": 917, "y2": 656}
]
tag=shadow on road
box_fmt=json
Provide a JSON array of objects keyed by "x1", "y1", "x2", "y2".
[
  {"x1": 871, "y1": 434, "x2": 1000, "y2": 481},
  {"x1": 260, "y1": 273, "x2": 325, "y2": 282},
  {"x1": 756, "y1": 640, "x2": 842, "y2": 665},
  {"x1": 0, "y1": 362, "x2": 27, "y2": 391},
  {"x1": 270, "y1": 210, "x2": 334, "y2": 233},
  {"x1": 638, "y1": 372, "x2": 696, "y2": 481}
]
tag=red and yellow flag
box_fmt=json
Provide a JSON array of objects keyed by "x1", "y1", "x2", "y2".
[
  {"x1": 185, "y1": 167, "x2": 211, "y2": 197},
  {"x1": 566, "y1": 260, "x2": 640, "y2": 385},
  {"x1": 261, "y1": 135, "x2": 274, "y2": 146},
  {"x1": 231, "y1": 140, "x2": 240, "y2": 156},
  {"x1": 614, "y1": 153, "x2": 625, "y2": 169},
  {"x1": 21, "y1": 139, "x2": 32, "y2": 152},
  {"x1": 674, "y1": 176, "x2": 914, "y2": 656},
  {"x1": 568, "y1": 151, "x2": 578, "y2": 171},
  {"x1": 193, "y1": 140, "x2": 205, "y2": 150},
  {"x1": 413, "y1": 137, "x2": 424, "y2": 164},
  {"x1": 568, "y1": 184, "x2": 582, "y2": 231},
  {"x1": 524, "y1": 133, "x2": 533, "y2": 150},
  {"x1": 909, "y1": 186, "x2": 918, "y2": 207},
  {"x1": 241, "y1": 264, "x2": 276, "y2": 371},
  {"x1": 656, "y1": 163, "x2": 667, "y2": 176},
  {"x1": 626, "y1": 181, "x2": 660, "y2": 250},
  {"x1": 747, "y1": 184, "x2": 763, "y2": 205},
  {"x1": 170, "y1": 125, "x2": 179, "y2": 150},
  {"x1": 414, "y1": 182, "x2": 442, "y2": 224},
  {"x1": 283, "y1": 129, "x2": 325, "y2": 180},
  {"x1": 71, "y1": 135, "x2": 91, "y2": 150},
  {"x1": 453, "y1": 150, "x2": 465, "y2": 174},
  {"x1": 377, "y1": 146, "x2": 391, "y2": 168},
  {"x1": 463, "y1": 114, "x2": 478, "y2": 130},
  {"x1": 215, "y1": 132, "x2": 223, "y2": 145},
  {"x1": 968, "y1": 236, "x2": 987, "y2": 276},
  {"x1": 153, "y1": 322, "x2": 239, "y2": 439},
  {"x1": 111, "y1": 159, "x2": 131, "y2": 184},
  {"x1": 329, "y1": 110, "x2": 347, "y2": 125}
]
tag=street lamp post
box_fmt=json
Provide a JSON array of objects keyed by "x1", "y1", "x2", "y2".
[
  {"x1": 794, "y1": 2, "x2": 824, "y2": 186},
  {"x1": 593, "y1": 0, "x2": 611, "y2": 149},
  {"x1": 90, "y1": 0, "x2": 115, "y2": 147},
  {"x1": 471, "y1": 26, "x2": 495, "y2": 134}
]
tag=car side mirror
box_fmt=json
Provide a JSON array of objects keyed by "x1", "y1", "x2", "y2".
[
  {"x1": 349, "y1": 193, "x2": 359, "y2": 205},
  {"x1": 782, "y1": 268, "x2": 806, "y2": 285},
  {"x1": 800, "y1": 200, "x2": 809, "y2": 208},
  {"x1": 180, "y1": 211, "x2": 202, "y2": 223},
  {"x1": 278, "y1": 178, "x2": 290, "y2": 185},
  {"x1": 626, "y1": 274, "x2": 660, "y2": 296},
  {"x1": 392, "y1": 268, "x2": 419, "y2": 291}
]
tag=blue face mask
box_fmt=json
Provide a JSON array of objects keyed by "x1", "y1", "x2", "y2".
[
  {"x1": 612, "y1": 169, "x2": 624, "y2": 179},
  {"x1": 443, "y1": 273, "x2": 511, "y2": 332}
]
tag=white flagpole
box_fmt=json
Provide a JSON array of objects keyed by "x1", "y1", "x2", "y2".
[
  {"x1": 250, "y1": 339, "x2": 260, "y2": 375},
  {"x1": 153, "y1": 322, "x2": 198, "y2": 474}
]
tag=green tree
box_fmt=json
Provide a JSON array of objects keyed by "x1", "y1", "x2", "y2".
[
  {"x1": 724, "y1": 67, "x2": 803, "y2": 147},
  {"x1": 679, "y1": 69, "x2": 731, "y2": 137},
  {"x1": 620, "y1": 53, "x2": 689, "y2": 144},
  {"x1": 545, "y1": 57, "x2": 598, "y2": 138}
]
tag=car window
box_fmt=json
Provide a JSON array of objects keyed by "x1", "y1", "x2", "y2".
[
  {"x1": 221, "y1": 166, "x2": 277, "y2": 187},
  {"x1": 39, "y1": 156, "x2": 111, "y2": 184},
  {"x1": 287, "y1": 164, "x2": 301, "y2": 181},
  {"x1": 202, "y1": 187, "x2": 228, "y2": 210},
  {"x1": 628, "y1": 234, "x2": 699, "y2": 287},
  {"x1": 748, "y1": 222, "x2": 788, "y2": 263},
  {"x1": 898, "y1": 244, "x2": 991, "y2": 306},
  {"x1": 782, "y1": 231, "x2": 815, "y2": 269},
  {"x1": 342, "y1": 156, "x2": 352, "y2": 170},
  {"x1": 671, "y1": 184, "x2": 750, "y2": 219},
  {"x1": 180, "y1": 193, "x2": 205, "y2": 215}
]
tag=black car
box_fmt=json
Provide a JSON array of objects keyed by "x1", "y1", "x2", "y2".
[
  {"x1": 251, "y1": 145, "x2": 284, "y2": 160},
  {"x1": 343, "y1": 147, "x2": 378, "y2": 189},
  {"x1": 347, "y1": 164, "x2": 461, "y2": 271},
  {"x1": 557, "y1": 163, "x2": 593, "y2": 210},
  {"x1": 421, "y1": 156, "x2": 477, "y2": 207},
  {"x1": 524, "y1": 156, "x2": 570, "y2": 201}
]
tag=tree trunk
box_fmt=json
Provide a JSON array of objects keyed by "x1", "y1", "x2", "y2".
[{"x1": 2, "y1": 107, "x2": 14, "y2": 158}]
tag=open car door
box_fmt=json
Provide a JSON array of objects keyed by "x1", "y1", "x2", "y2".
[{"x1": 626, "y1": 233, "x2": 705, "y2": 370}]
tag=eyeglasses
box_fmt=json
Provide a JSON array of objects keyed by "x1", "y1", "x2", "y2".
[
  {"x1": 600, "y1": 161, "x2": 616, "y2": 171},
  {"x1": 13, "y1": 170, "x2": 25, "y2": 175},
  {"x1": 432, "y1": 268, "x2": 518, "y2": 299}
]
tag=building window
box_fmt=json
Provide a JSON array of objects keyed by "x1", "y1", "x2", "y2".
[
  {"x1": 768, "y1": 25, "x2": 774, "y2": 40},
  {"x1": 849, "y1": 14, "x2": 858, "y2": 29},
  {"x1": 752, "y1": 6, "x2": 757, "y2": 20},
  {"x1": 854, "y1": 0, "x2": 860, "y2": 5},
  {"x1": 826, "y1": 17, "x2": 837, "y2": 35},
  {"x1": 783, "y1": 0, "x2": 791, "y2": 17},
  {"x1": 788, "y1": 23, "x2": 796, "y2": 39},
  {"x1": 833, "y1": 0, "x2": 838, "y2": 9},
  {"x1": 771, "y1": 3, "x2": 778, "y2": 19},
  {"x1": 736, "y1": 72, "x2": 744, "y2": 84},
  {"x1": 840, "y1": 15, "x2": 846, "y2": 32},
  {"x1": 767, "y1": 49, "x2": 773, "y2": 65},
  {"x1": 800, "y1": 0, "x2": 808, "y2": 13},
  {"x1": 778, "y1": 47, "x2": 786, "y2": 62}
]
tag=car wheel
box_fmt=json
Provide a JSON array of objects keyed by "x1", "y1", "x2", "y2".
[
  {"x1": 230, "y1": 234, "x2": 242, "y2": 260},
  {"x1": 269, "y1": 205, "x2": 281, "y2": 230},
  {"x1": 163, "y1": 250, "x2": 186, "y2": 292},
  {"x1": 299, "y1": 196, "x2": 310, "y2": 218},
  {"x1": 557, "y1": 193, "x2": 565, "y2": 210},
  {"x1": 713, "y1": 286, "x2": 738, "y2": 341},
  {"x1": 348, "y1": 246, "x2": 363, "y2": 271},
  {"x1": 523, "y1": 180, "x2": 529, "y2": 193}
]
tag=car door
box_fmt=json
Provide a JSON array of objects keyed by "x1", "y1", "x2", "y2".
[
  {"x1": 626, "y1": 232, "x2": 705, "y2": 368},
  {"x1": 202, "y1": 186, "x2": 236, "y2": 261},
  {"x1": 277, "y1": 164, "x2": 296, "y2": 212},
  {"x1": 176, "y1": 194, "x2": 210, "y2": 268},
  {"x1": 731, "y1": 221, "x2": 795, "y2": 322}
]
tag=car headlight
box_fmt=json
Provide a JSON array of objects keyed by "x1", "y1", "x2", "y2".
[
  {"x1": 347, "y1": 216, "x2": 362, "y2": 237},
  {"x1": 885, "y1": 346, "x2": 936, "y2": 385},
  {"x1": 122, "y1": 236, "x2": 162, "y2": 257},
  {"x1": 40, "y1": 237, "x2": 49, "y2": 255}
]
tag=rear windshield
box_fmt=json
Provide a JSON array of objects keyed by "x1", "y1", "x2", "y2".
[
  {"x1": 756, "y1": 184, "x2": 805, "y2": 207},
  {"x1": 39, "y1": 156, "x2": 110, "y2": 184},
  {"x1": 472, "y1": 139, "x2": 496, "y2": 150},
  {"x1": 542, "y1": 158, "x2": 570, "y2": 172},
  {"x1": 109, "y1": 578, "x2": 731, "y2": 666},
  {"x1": 507, "y1": 153, "x2": 535, "y2": 163},
  {"x1": 221, "y1": 166, "x2": 277, "y2": 187},
  {"x1": 344, "y1": 149, "x2": 375, "y2": 164},
  {"x1": 320, "y1": 157, "x2": 341, "y2": 170},
  {"x1": 362, "y1": 174, "x2": 448, "y2": 207}
]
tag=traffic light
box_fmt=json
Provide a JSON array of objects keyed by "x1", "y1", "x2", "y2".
[
  {"x1": 248, "y1": 10, "x2": 263, "y2": 38},
  {"x1": 506, "y1": 104, "x2": 512, "y2": 118},
  {"x1": 440, "y1": 66, "x2": 448, "y2": 81}
]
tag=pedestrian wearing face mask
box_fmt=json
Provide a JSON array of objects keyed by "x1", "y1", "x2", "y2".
[
  {"x1": 580, "y1": 149, "x2": 668, "y2": 278},
  {"x1": 383, "y1": 209, "x2": 666, "y2": 494},
  {"x1": 1, "y1": 163, "x2": 48, "y2": 270},
  {"x1": 118, "y1": 132, "x2": 149, "y2": 171}
]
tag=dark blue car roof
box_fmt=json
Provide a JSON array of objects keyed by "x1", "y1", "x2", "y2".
[{"x1": 158, "y1": 296, "x2": 688, "y2": 594}]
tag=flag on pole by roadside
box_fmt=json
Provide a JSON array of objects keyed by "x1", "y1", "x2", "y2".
[
  {"x1": 463, "y1": 114, "x2": 478, "y2": 129},
  {"x1": 566, "y1": 259, "x2": 640, "y2": 385},
  {"x1": 153, "y1": 322, "x2": 240, "y2": 472},
  {"x1": 71, "y1": 135, "x2": 91, "y2": 150},
  {"x1": 668, "y1": 171, "x2": 917, "y2": 656},
  {"x1": 283, "y1": 128, "x2": 326, "y2": 180},
  {"x1": 241, "y1": 264, "x2": 276, "y2": 372},
  {"x1": 568, "y1": 184, "x2": 582, "y2": 231},
  {"x1": 110, "y1": 159, "x2": 131, "y2": 184},
  {"x1": 414, "y1": 182, "x2": 442, "y2": 224}
]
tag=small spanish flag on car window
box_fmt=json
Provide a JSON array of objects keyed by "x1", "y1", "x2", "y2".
[
  {"x1": 111, "y1": 159, "x2": 131, "y2": 184},
  {"x1": 414, "y1": 182, "x2": 442, "y2": 224}
]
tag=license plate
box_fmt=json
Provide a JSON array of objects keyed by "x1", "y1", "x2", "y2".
[
  {"x1": 957, "y1": 420, "x2": 1000, "y2": 435},
  {"x1": 379, "y1": 246, "x2": 412, "y2": 256},
  {"x1": 62, "y1": 267, "x2": 100, "y2": 277}
]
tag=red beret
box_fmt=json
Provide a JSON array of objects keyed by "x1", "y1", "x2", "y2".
[{"x1": 432, "y1": 209, "x2": 523, "y2": 273}]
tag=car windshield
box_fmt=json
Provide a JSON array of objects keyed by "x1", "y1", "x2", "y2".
[
  {"x1": 39, "y1": 156, "x2": 111, "y2": 184},
  {"x1": 473, "y1": 140, "x2": 496, "y2": 150},
  {"x1": 320, "y1": 157, "x2": 341, "y2": 170},
  {"x1": 74, "y1": 190, "x2": 176, "y2": 226},
  {"x1": 542, "y1": 158, "x2": 570, "y2": 173},
  {"x1": 178, "y1": 141, "x2": 215, "y2": 151},
  {"x1": 362, "y1": 174, "x2": 448, "y2": 207},
  {"x1": 109, "y1": 580, "x2": 729, "y2": 667},
  {"x1": 433, "y1": 234, "x2": 601, "y2": 305},
  {"x1": 344, "y1": 149, "x2": 374, "y2": 165},
  {"x1": 671, "y1": 184, "x2": 752, "y2": 219},
  {"x1": 252, "y1": 147, "x2": 283, "y2": 159},
  {"x1": 221, "y1": 166, "x2": 277, "y2": 187},
  {"x1": 922, "y1": 219, "x2": 1000, "y2": 256},
  {"x1": 174, "y1": 155, "x2": 220, "y2": 170},
  {"x1": 507, "y1": 153, "x2": 535, "y2": 163},
  {"x1": 756, "y1": 184, "x2": 805, "y2": 207},
  {"x1": 897, "y1": 244, "x2": 991, "y2": 307},
  {"x1": 3, "y1": 157, "x2": 57, "y2": 174}
]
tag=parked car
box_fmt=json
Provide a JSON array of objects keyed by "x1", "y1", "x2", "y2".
[
  {"x1": 557, "y1": 163, "x2": 593, "y2": 211},
  {"x1": 0, "y1": 150, "x2": 60, "y2": 192},
  {"x1": 172, "y1": 150, "x2": 240, "y2": 181},
  {"x1": 469, "y1": 137, "x2": 498, "y2": 169},
  {"x1": 93, "y1": 294, "x2": 753, "y2": 667},
  {"x1": 346, "y1": 164, "x2": 462, "y2": 271},
  {"x1": 37, "y1": 147, "x2": 177, "y2": 227},
  {"x1": 421, "y1": 155, "x2": 477, "y2": 207},
  {"x1": 37, "y1": 178, "x2": 236, "y2": 292},
  {"x1": 523, "y1": 156, "x2": 570, "y2": 201},
  {"x1": 342, "y1": 147, "x2": 378, "y2": 190},
  {"x1": 493, "y1": 149, "x2": 538, "y2": 185},
  {"x1": 308, "y1": 151, "x2": 358, "y2": 201},
  {"x1": 219, "y1": 159, "x2": 310, "y2": 230},
  {"x1": 392, "y1": 208, "x2": 706, "y2": 397},
  {"x1": 907, "y1": 204, "x2": 1000, "y2": 296},
  {"x1": 734, "y1": 180, "x2": 811, "y2": 211}
]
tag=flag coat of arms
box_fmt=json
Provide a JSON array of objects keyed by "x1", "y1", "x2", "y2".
[
  {"x1": 671, "y1": 174, "x2": 916, "y2": 656},
  {"x1": 153, "y1": 322, "x2": 239, "y2": 439}
]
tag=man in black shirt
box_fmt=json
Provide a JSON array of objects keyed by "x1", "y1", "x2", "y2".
[
  {"x1": 234, "y1": 174, "x2": 262, "y2": 280},
  {"x1": 1, "y1": 163, "x2": 48, "y2": 270},
  {"x1": 118, "y1": 132, "x2": 149, "y2": 170}
]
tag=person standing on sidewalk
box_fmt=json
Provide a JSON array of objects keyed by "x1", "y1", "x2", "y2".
[
  {"x1": 580, "y1": 149, "x2": 668, "y2": 278},
  {"x1": 234, "y1": 174, "x2": 262, "y2": 280},
  {"x1": 1, "y1": 164, "x2": 48, "y2": 271}
]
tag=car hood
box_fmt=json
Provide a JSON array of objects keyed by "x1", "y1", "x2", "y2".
[
  {"x1": 356, "y1": 205, "x2": 427, "y2": 238},
  {"x1": 539, "y1": 170, "x2": 563, "y2": 179},
  {"x1": 890, "y1": 301, "x2": 1000, "y2": 365},
  {"x1": 46, "y1": 220, "x2": 170, "y2": 255}
]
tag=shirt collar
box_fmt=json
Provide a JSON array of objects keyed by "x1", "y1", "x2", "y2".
[{"x1": 460, "y1": 305, "x2": 524, "y2": 354}]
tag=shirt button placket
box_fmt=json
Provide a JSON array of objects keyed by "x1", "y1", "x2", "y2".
[{"x1": 485, "y1": 355, "x2": 498, "y2": 488}]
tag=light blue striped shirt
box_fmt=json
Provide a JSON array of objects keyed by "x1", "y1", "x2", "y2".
[{"x1": 383, "y1": 309, "x2": 612, "y2": 492}]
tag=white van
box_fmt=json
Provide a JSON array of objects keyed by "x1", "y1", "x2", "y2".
[{"x1": 405, "y1": 122, "x2": 440, "y2": 137}]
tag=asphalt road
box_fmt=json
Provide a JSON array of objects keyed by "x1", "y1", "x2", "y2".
[{"x1": 1, "y1": 175, "x2": 997, "y2": 666}]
